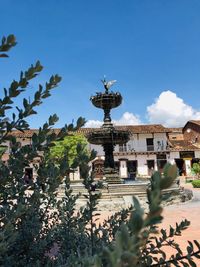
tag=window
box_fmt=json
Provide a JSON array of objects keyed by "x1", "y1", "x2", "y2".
[
  {"x1": 146, "y1": 138, "x2": 154, "y2": 151},
  {"x1": 119, "y1": 144, "x2": 127, "y2": 152},
  {"x1": 156, "y1": 154, "x2": 167, "y2": 172}
]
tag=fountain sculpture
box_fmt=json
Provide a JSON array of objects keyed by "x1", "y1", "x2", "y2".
[{"x1": 87, "y1": 78, "x2": 130, "y2": 183}]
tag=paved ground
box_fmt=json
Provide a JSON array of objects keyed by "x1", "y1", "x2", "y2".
[
  {"x1": 161, "y1": 182, "x2": 200, "y2": 261},
  {"x1": 98, "y1": 180, "x2": 200, "y2": 265}
]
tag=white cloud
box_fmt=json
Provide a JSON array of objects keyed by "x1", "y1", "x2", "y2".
[
  {"x1": 113, "y1": 112, "x2": 141, "y2": 125},
  {"x1": 85, "y1": 119, "x2": 102, "y2": 128},
  {"x1": 85, "y1": 112, "x2": 141, "y2": 128},
  {"x1": 85, "y1": 91, "x2": 200, "y2": 128},
  {"x1": 147, "y1": 90, "x2": 200, "y2": 127}
]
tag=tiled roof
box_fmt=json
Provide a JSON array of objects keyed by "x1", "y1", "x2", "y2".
[
  {"x1": 183, "y1": 120, "x2": 200, "y2": 131},
  {"x1": 170, "y1": 140, "x2": 200, "y2": 151},
  {"x1": 9, "y1": 124, "x2": 170, "y2": 138},
  {"x1": 167, "y1": 127, "x2": 183, "y2": 133},
  {"x1": 114, "y1": 124, "x2": 170, "y2": 134},
  {"x1": 11, "y1": 129, "x2": 38, "y2": 138},
  {"x1": 76, "y1": 125, "x2": 170, "y2": 134},
  {"x1": 10, "y1": 129, "x2": 60, "y2": 138},
  {"x1": 189, "y1": 120, "x2": 200, "y2": 126}
]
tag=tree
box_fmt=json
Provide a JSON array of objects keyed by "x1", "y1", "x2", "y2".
[
  {"x1": 0, "y1": 34, "x2": 200, "y2": 267},
  {"x1": 49, "y1": 133, "x2": 89, "y2": 166}
]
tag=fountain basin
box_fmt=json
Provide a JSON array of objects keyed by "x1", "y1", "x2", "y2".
[
  {"x1": 90, "y1": 92, "x2": 122, "y2": 110},
  {"x1": 87, "y1": 128, "x2": 130, "y2": 145}
]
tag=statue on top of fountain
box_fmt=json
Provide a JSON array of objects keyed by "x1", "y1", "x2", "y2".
[{"x1": 101, "y1": 76, "x2": 117, "y2": 94}]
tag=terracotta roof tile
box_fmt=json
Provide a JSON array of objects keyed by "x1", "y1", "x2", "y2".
[
  {"x1": 113, "y1": 124, "x2": 170, "y2": 134},
  {"x1": 8, "y1": 124, "x2": 170, "y2": 138},
  {"x1": 189, "y1": 120, "x2": 200, "y2": 126},
  {"x1": 182, "y1": 120, "x2": 200, "y2": 132},
  {"x1": 166, "y1": 127, "x2": 183, "y2": 133},
  {"x1": 80, "y1": 125, "x2": 170, "y2": 134},
  {"x1": 10, "y1": 129, "x2": 61, "y2": 138},
  {"x1": 170, "y1": 140, "x2": 200, "y2": 151}
]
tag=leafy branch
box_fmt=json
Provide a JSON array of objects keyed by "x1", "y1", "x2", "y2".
[{"x1": 0, "y1": 34, "x2": 16, "y2": 57}]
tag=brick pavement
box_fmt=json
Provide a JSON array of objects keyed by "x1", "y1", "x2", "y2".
[{"x1": 98, "y1": 181, "x2": 200, "y2": 265}]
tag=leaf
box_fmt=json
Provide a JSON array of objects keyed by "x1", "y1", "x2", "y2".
[
  {"x1": 194, "y1": 240, "x2": 200, "y2": 250},
  {"x1": 188, "y1": 258, "x2": 197, "y2": 267}
]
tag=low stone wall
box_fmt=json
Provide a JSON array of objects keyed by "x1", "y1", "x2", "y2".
[{"x1": 58, "y1": 181, "x2": 186, "y2": 211}]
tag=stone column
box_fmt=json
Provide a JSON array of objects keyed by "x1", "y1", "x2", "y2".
[
  {"x1": 184, "y1": 159, "x2": 191, "y2": 176},
  {"x1": 154, "y1": 159, "x2": 158, "y2": 171},
  {"x1": 119, "y1": 159, "x2": 128, "y2": 178}
]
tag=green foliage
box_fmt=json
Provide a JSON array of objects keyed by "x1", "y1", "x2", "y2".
[
  {"x1": 191, "y1": 163, "x2": 200, "y2": 178},
  {"x1": 49, "y1": 134, "x2": 89, "y2": 167},
  {"x1": 1, "y1": 35, "x2": 200, "y2": 267},
  {"x1": 0, "y1": 145, "x2": 6, "y2": 156},
  {"x1": 0, "y1": 34, "x2": 16, "y2": 57},
  {"x1": 192, "y1": 180, "x2": 200, "y2": 188}
]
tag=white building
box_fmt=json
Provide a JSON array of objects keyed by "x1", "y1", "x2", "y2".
[
  {"x1": 89, "y1": 124, "x2": 170, "y2": 179},
  {"x1": 88, "y1": 123, "x2": 200, "y2": 180},
  {"x1": 2, "y1": 121, "x2": 200, "y2": 181}
]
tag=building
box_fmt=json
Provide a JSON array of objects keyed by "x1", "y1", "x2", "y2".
[
  {"x1": 90, "y1": 124, "x2": 170, "y2": 179},
  {"x1": 2, "y1": 120, "x2": 200, "y2": 180},
  {"x1": 167, "y1": 123, "x2": 200, "y2": 176}
]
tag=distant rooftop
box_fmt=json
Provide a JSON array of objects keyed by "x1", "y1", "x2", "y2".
[
  {"x1": 189, "y1": 120, "x2": 200, "y2": 126},
  {"x1": 10, "y1": 124, "x2": 172, "y2": 138},
  {"x1": 169, "y1": 139, "x2": 200, "y2": 151},
  {"x1": 166, "y1": 127, "x2": 183, "y2": 133}
]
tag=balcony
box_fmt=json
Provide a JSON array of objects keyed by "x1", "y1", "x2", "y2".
[
  {"x1": 119, "y1": 144, "x2": 127, "y2": 152},
  {"x1": 147, "y1": 145, "x2": 154, "y2": 151}
]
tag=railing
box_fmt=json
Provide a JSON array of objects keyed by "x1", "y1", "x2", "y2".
[
  {"x1": 147, "y1": 145, "x2": 154, "y2": 151},
  {"x1": 117, "y1": 144, "x2": 170, "y2": 153},
  {"x1": 119, "y1": 145, "x2": 127, "y2": 152}
]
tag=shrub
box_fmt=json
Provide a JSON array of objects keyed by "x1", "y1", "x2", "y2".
[
  {"x1": 1, "y1": 34, "x2": 200, "y2": 267},
  {"x1": 191, "y1": 162, "x2": 200, "y2": 178},
  {"x1": 192, "y1": 179, "x2": 200, "y2": 188}
]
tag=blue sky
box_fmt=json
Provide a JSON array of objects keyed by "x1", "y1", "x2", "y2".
[{"x1": 1, "y1": 0, "x2": 200, "y2": 128}]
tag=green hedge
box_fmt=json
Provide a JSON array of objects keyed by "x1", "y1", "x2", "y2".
[{"x1": 192, "y1": 180, "x2": 200, "y2": 188}]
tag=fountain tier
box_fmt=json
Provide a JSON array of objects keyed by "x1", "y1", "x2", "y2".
[{"x1": 87, "y1": 127, "x2": 129, "y2": 146}]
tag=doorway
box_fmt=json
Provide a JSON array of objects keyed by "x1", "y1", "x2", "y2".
[
  {"x1": 127, "y1": 160, "x2": 137, "y2": 179},
  {"x1": 92, "y1": 159, "x2": 104, "y2": 179},
  {"x1": 147, "y1": 160, "x2": 154, "y2": 176},
  {"x1": 175, "y1": 159, "x2": 185, "y2": 176}
]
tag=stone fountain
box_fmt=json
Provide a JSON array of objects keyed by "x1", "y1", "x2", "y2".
[
  {"x1": 60, "y1": 79, "x2": 183, "y2": 211},
  {"x1": 87, "y1": 78, "x2": 130, "y2": 183}
]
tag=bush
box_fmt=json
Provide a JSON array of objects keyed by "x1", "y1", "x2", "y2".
[
  {"x1": 191, "y1": 162, "x2": 200, "y2": 178},
  {"x1": 192, "y1": 179, "x2": 200, "y2": 188},
  {"x1": 1, "y1": 34, "x2": 200, "y2": 267}
]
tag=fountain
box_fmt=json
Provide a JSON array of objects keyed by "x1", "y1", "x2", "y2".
[
  {"x1": 87, "y1": 78, "x2": 130, "y2": 183},
  {"x1": 65, "y1": 79, "x2": 182, "y2": 211}
]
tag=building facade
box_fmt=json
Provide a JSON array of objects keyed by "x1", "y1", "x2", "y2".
[
  {"x1": 2, "y1": 121, "x2": 200, "y2": 181},
  {"x1": 90, "y1": 122, "x2": 200, "y2": 179}
]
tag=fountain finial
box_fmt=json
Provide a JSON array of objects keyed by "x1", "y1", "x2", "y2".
[{"x1": 101, "y1": 76, "x2": 117, "y2": 93}]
